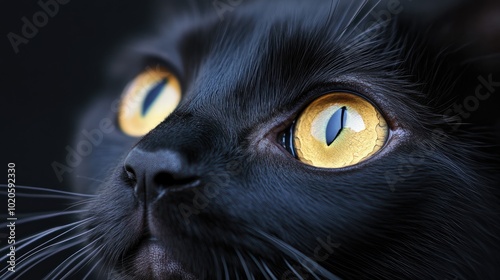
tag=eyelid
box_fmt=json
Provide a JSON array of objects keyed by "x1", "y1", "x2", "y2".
[
  {"x1": 138, "y1": 55, "x2": 185, "y2": 89},
  {"x1": 269, "y1": 79, "x2": 407, "y2": 170},
  {"x1": 117, "y1": 66, "x2": 182, "y2": 137},
  {"x1": 324, "y1": 76, "x2": 400, "y2": 130},
  {"x1": 281, "y1": 77, "x2": 398, "y2": 133}
]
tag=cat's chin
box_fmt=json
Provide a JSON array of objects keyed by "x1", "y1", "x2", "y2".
[{"x1": 115, "y1": 238, "x2": 197, "y2": 280}]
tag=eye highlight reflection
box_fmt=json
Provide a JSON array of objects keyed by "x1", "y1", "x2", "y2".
[{"x1": 281, "y1": 92, "x2": 388, "y2": 169}]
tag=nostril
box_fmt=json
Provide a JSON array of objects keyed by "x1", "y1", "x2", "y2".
[
  {"x1": 124, "y1": 147, "x2": 201, "y2": 201},
  {"x1": 124, "y1": 165, "x2": 137, "y2": 182},
  {"x1": 154, "y1": 173, "x2": 201, "y2": 192}
]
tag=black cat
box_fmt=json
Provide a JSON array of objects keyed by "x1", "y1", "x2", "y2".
[{"x1": 4, "y1": 0, "x2": 500, "y2": 279}]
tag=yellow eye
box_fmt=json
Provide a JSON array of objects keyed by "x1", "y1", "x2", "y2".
[
  {"x1": 292, "y1": 92, "x2": 388, "y2": 168},
  {"x1": 118, "y1": 67, "x2": 181, "y2": 137}
]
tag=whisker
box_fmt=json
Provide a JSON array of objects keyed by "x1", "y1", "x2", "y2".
[
  {"x1": 75, "y1": 175, "x2": 105, "y2": 183},
  {"x1": 332, "y1": 0, "x2": 357, "y2": 35},
  {"x1": 67, "y1": 197, "x2": 95, "y2": 208},
  {"x1": 94, "y1": 248, "x2": 112, "y2": 280},
  {"x1": 11, "y1": 219, "x2": 93, "y2": 265},
  {"x1": 325, "y1": 0, "x2": 340, "y2": 26},
  {"x1": 59, "y1": 245, "x2": 100, "y2": 280},
  {"x1": 0, "y1": 219, "x2": 90, "y2": 260},
  {"x1": 18, "y1": 227, "x2": 93, "y2": 265},
  {"x1": 236, "y1": 249, "x2": 253, "y2": 280},
  {"x1": 343, "y1": 0, "x2": 381, "y2": 39},
  {"x1": 338, "y1": 0, "x2": 369, "y2": 40},
  {"x1": 222, "y1": 255, "x2": 230, "y2": 280},
  {"x1": 234, "y1": 266, "x2": 240, "y2": 280},
  {"x1": 83, "y1": 255, "x2": 103, "y2": 280},
  {"x1": 260, "y1": 261, "x2": 278, "y2": 280},
  {"x1": 346, "y1": 20, "x2": 386, "y2": 48},
  {"x1": 0, "y1": 184, "x2": 96, "y2": 198},
  {"x1": 256, "y1": 230, "x2": 341, "y2": 280},
  {"x1": 0, "y1": 191, "x2": 85, "y2": 201},
  {"x1": 44, "y1": 237, "x2": 102, "y2": 280},
  {"x1": 16, "y1": 239, "x2": 85, "y2": 276},
  {"x1": 0, "y1": 210, "x2": 85, "y2": 227},
  {"x1": 1, "y1": 239, "x2": 84, "y2": 280},
  {"x1": 248, "y1": 253, "x2": 272, "y2": 280},
  {"x1": 285, "y1": 259, "x2": 305, "y2": 280},
  {"x1": 210, "y1": 248, "x2": 222, "y2": 280}
]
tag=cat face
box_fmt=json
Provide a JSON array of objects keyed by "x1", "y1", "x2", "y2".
[{"x1": 72, "y1": 0, "x2": 500, "y2": 279}]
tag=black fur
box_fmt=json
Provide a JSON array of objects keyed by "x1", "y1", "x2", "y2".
[{"x1": 67, "y1": 0, "x2": 500, "y2": 279}]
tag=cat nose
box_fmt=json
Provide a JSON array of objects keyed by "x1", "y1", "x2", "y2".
[{"x1": 123, "y1": 148, "x2": 200, "y2": 200}]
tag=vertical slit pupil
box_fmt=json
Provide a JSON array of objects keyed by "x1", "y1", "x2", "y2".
[
  {"x1": 142, "y1": 78, "x2": 168, "y2": 116},
  {"x1": 325, "y1": 106, "x2": 347, "y2": 146}
]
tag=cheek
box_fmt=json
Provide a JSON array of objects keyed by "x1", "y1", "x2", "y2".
[
  {"x1": 264, "y1": 161, "x2": 399, "y2": 222},
  {"x1": 72, "y1": 129, "x2": 137, "y2": 194}
]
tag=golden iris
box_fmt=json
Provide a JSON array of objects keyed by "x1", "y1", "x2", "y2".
[
  {"x1": 293, "y1": 93, "x2": 388, "y2": 168},
  {"x1": 118, "y1": 67, "x2": 181, "y2": 137}
]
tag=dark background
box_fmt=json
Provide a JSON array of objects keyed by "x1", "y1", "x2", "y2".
[
  {"x1": 0, "y1": 0, "x2": 499, "y2": 278},
  {"x1": 1, "y1": 1, "x2": 156, "y2": 191}
]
